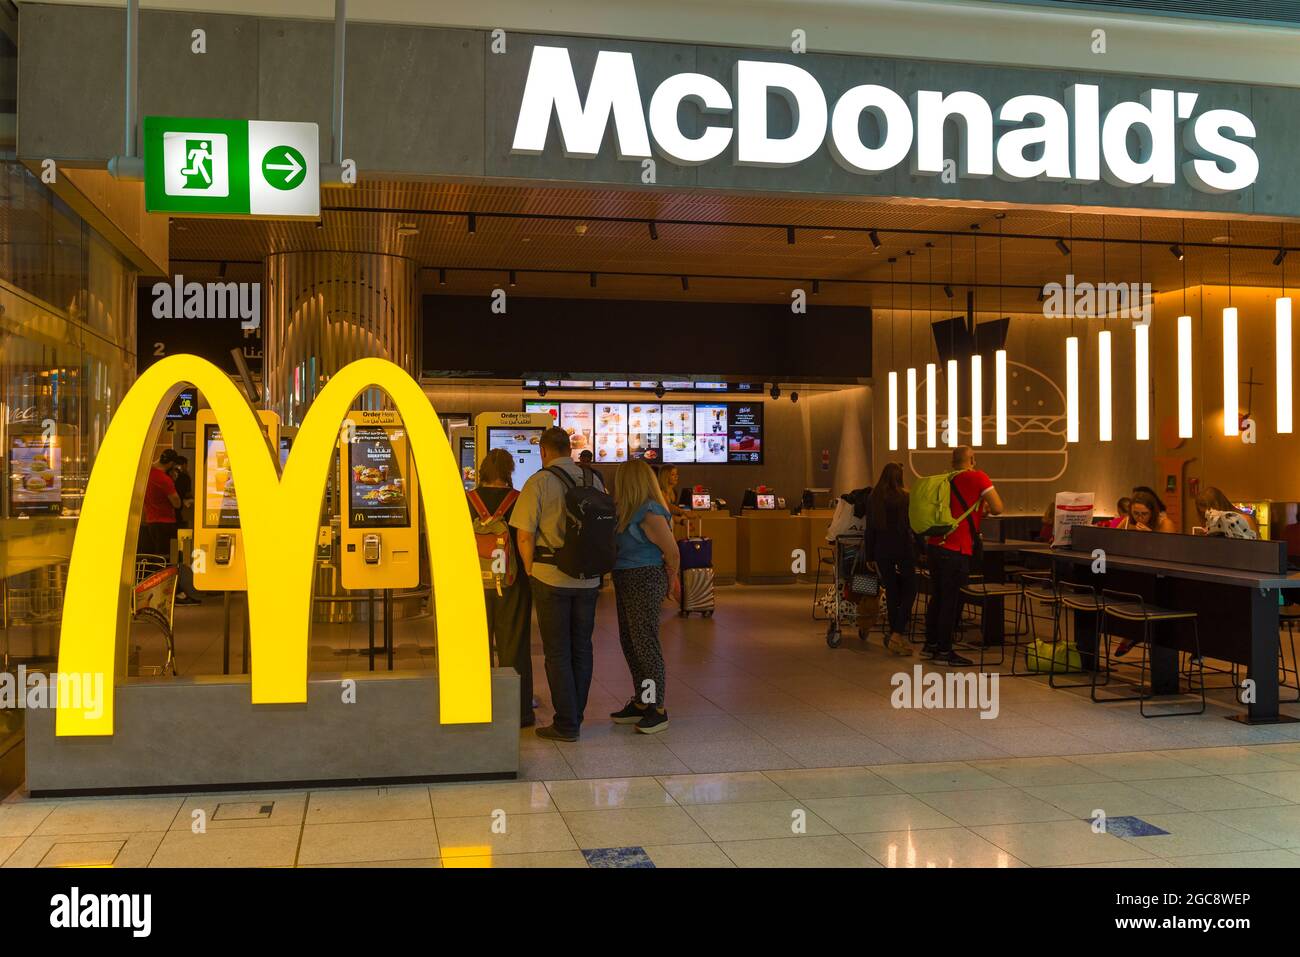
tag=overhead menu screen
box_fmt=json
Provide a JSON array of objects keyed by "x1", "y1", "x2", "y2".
[
  {"x1": 347, "y1": 427, "x2": 411, "y2": 528},
  {"x1": 8, "y1": 434, "x2": 63, "y2": 518},
  {"x1": 487, "y1": 426, "x2": 544, "y2": 487},
  {"x1": 522, "y1": 399, "x2": 763, "y2": 465},
  {"x1": 727, "y1": 403, "x2": 763, "y2": 463}
]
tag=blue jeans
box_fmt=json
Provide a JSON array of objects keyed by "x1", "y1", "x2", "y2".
[{"x1": 530, "y1": 577, "x2": 599, "y2": 736}]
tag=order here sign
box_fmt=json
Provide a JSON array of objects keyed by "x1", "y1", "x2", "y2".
[{"x1": 143, "y1": 116, "x2": 320, "y2": 218}]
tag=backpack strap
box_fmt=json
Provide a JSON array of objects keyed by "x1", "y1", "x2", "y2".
[
  {"x1": 546, "y1": 464, "x2": 577, "y2": 488},
  {"x1": 467, "y1": 490, "x2": 491, "y2": 522},
  {"x1": 945, "y1": 473, "x2": 982, "y2": 543},
  {"x1": 491, "y1": 489, "x2": 520, "y2": 522}
]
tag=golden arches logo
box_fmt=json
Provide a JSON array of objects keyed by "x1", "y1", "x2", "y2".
[{"x1": 56, "y1": 354, "x2": 491, "y2": 736}]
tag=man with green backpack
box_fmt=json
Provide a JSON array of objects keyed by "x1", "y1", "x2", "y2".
[{"x1": 909, "y1": 446, "x2": 1004, "y2": 666}]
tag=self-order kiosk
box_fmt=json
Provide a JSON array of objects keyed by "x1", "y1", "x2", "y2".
[
  {"x1": 193, "y1": 408, "x2": 280, "y2": 590},
  {"x1": 339, "y1": 410, "x2": 419, "y2": 589},
  {"x1": 474, "y1": 412, "x2": 553, "y2": 489}
]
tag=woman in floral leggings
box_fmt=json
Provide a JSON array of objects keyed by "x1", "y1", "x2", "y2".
[{"x1": 608, "y1": 460, "x2": 681, "y2": 735}]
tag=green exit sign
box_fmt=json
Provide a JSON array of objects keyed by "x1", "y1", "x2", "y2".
[{"x1": 144, "y1": 116, "x2": 320, "y2": 219}]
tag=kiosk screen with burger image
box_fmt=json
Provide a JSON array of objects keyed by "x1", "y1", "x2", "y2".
[
  {"x1": 347, "y1": 427, "x2": 410, "y2": 528},
  {"x1": 488, "y1": 426, "x2": 544, "y2": 486},
  {"x1": 203, "y1": 425, "x2": 243, "y2": 528}
]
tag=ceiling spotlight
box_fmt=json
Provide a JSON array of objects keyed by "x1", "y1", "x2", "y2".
[
  {"x1": 887, "y1": 257, "x2": 897, "y2": 264},
  {"x1": 438, "y1": 268, "x2": 447, "y2": 286},
  {"x1": 575, "y1": 223, "x2": 588, "y2": 235},
  {"x1": 1055, "y1": 238, "x2": 1070, "y2": 256},
  {"x1": 770, "y1": 384, "x2": 781, "y2": 400},
  {"x1": 218, "y1": 261, "x2": 227, "y2": 278},
  {"x1": 509, "y1": 270, "x2": 517, "y2": 287},
  {"x1": 1275, "y1": 248, "x2": 1288, "y2": 267},
  {"x1": 467, "y1": 213, "x2": 476, "y2": 235},
  {"x1": 589, "y1": 272, "x2": 597, "y2": 288},
  {"x1": 314, "y1": 220, "x2": 323, "y2": 230},
  {"x1": 943, "y1": 284, "x2": 953, "y2": 299},
  {"x1": 654, "y1": 384, "x2": 665, "y2": 399},
  {"x1": 786, "y1": 227, "x2": 796, "y2": 245},
  {"x1": 680, "y1": 276, "x2": 689, "y2": 291},
  {"x1": 868, "y1": 230, "x2": 881, "y2": 249},
  {"x1": 994, "y1": 211, "x2": 1007, "y2": 220},
  {"x1": 790, "y1": 391, "x2": 799, "y2": 404},
  {"x1": 1037, "y1": 287, "x2": 1047, "y2": 303},
  {"x1": 970, "y1": 223, "x2": 981, "y2": 231},
  {"x1": 537, "y1": 384, "x2": 548, "y2": 397},
  {"x1": 812, "y1": 279, "x2": 821, "y2": 295},
  {"x1": 648, "y1": 221, "x2": 658, "y2": 241},
  {"x1": 1170, "y1": 244, "x2": 1184, "y2": 261}
]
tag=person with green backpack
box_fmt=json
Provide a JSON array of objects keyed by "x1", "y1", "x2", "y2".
[{"x1": 909, "y1": 445, "x2": 1003, "y2": 666}]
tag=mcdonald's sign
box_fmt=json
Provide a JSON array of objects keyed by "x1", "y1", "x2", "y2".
[{"x1": 56, "y1": 354, "x2": 491, "y2": 736}]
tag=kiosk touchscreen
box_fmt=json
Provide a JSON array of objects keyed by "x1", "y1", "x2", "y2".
[
  {"x1": 450, "y1": 425, "x2": 476, "y2": 490},
  {"x1": 193, "y1": 408, "x2": 280, "y2": 590},
  {"x1": 339, "y1": 410, "x2": 419, "y2": 590},
  {"x1": 691, "y1": 491, "x2": 712, "y2": 511},
  {"x1": 475, "y1": 412, "x2": 552, "y2": 489}
]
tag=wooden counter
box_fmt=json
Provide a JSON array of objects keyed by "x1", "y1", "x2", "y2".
[
  {"x1": 736, "y1": 511, "x2": 809, "y2": 584},
  {"x1": 674, "y1": 512, "x2": 737, "y2": 584}
]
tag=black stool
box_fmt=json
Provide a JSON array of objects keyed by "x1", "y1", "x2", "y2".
[
  {"x1": 1097, "y1": 589, "x2": 1205, "y2": 718},
  {"x1": 1015, "y1": 571, "x2": 1062, "y2": 677},
  {"x1": 957, "y1": 581, "x2": 1024, "y2": 672},
  {"x1": 1048, "y1": 580, "x2": 1108, "y2": 689}
]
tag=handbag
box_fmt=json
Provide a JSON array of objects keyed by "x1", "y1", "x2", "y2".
[{"x1": 848, "y1": 546, "x2": 880, "y2": 597}]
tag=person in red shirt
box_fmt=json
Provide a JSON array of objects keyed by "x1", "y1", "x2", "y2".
[
  {"x1": 923, "y1": 445, "x2": 1003, "y2": 665},
  {"x1": 139, "y1": 449, "x2": 182, "y2": 558}
]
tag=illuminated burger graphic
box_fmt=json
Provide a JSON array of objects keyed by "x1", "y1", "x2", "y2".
[{"x1": 905, "y1": 360, "x2": 1067, "y2": 485}]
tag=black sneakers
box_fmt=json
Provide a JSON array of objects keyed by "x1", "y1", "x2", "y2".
[
  {"x1": 635, "y1": 709, "x2": 669, "y2": 734},
  {"x1": 610, "y1": 699, "x2": 648, "y2": 724},
  {"x1": 535, "y1": 724, "x2": 578, "y2": 742},
  {"x1": 938, "y1": 652, "x2": 975, "y2": 667}
]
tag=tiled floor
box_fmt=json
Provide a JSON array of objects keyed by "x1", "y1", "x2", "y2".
[{"x1": 6, "y1": 583, "x2": 1300, "y2": 867}]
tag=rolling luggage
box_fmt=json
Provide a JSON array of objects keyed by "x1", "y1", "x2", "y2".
[{"x1": 678, "y1": 519, "x2": 715, "y2": 618}]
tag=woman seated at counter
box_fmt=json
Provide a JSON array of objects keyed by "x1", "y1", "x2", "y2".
[
  {"x1": 657, "y1": 465, "x2": 687, "y2": 520},
  {"x1": 1194, "y1": 486, "x2": 1258, "y2": 539},
  {"x1": 1117, "y1": 489, "x2": 1177, "y2": 533}
]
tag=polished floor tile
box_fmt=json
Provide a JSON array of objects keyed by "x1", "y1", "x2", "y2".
[
  {"x1": 1222, "y1": 770, "x2": 1300, "y2": 803},
  {"x1": 762, "y1": 767, "x2": 901, "y2": 799},
  {"x1": 1202, "y1": 805, "x2": 1300, "y2": 848},
  {"x1": 662, "y1": 738, "x2": 801, "y2": 774},
  {"x1": 1128, "y1": 775, "x2": 1290, "y2": 811},
  {"x1": 0, "y1": 836, "x2": 21, "y2": 865},
  {"x1": 0, "y1": 802, "x2": 55, "y2": 838},
  {"x1": 306, "y1": 787, "x2": 432, "y2": 825},
  {"x1": 1157, "y1": 747, "x2": 1296, "y2": 775},
  {"x1": 971, "y1": 820, "x2": 1155, "y2": 867},
  {"x1": 172, "y1": 793, "x2": 307, "y2": 831},
  {"x1": 658, "y1": 771, "x2": 790, "y2": 805},
  {"x1": 969, "y1": 756, "x2": 1110, "y2": 787},
  {"x1": 561, "y1": 742, "x2": 691, "y2": 779},
  {"x1": 545, "y1": 777, "x2": 674, "y2": 812},
  {"x1": 916, "y1": 787, "x2": 1073, "y2": 826},
  {"x1": 719, "y1": 834, "x2": 880, "y2": 868},
  {"x1": 806, "y1": 793, "x2": 961, "y2": 833},
  {"x1": 850, "y1": 827, "x2": 1028, "y2": 867},
  {"x1": 642, "y1": 842, "x2": 735, "y2": 868},
  {"x1": 684, "y1": 800, "x2": 836, "y2": 842},
  {"x1": 428, "y1": 781, "x2": 554, "y2": 818},
  {"x1": 1066, "y1": 750, "x2": 1210, "y2": 781},
  {"x1": 1109, "y1": 812, "x2": 1273, "y2": 857},
  {"x1": 297, "y1": 819, "x2": 440, "y2": 866},
  {"x1": 871, "y1": 761, "x2": 1008, "y2": 794},
  {"x1": 1164, "y1": 849, "x2": 1300, "y2": 868},
  {"x1": 436, "y1": 812, "x2": 577, "y2": 858},
  {"x1": 561, "y1": 806, "x2": 709, "y2": 849},
  {"x1": 1023, "y1": 781, "x2": 1187, "y2": 818},
  {"x1": 150, "y1": 826, "x2": 299, "y2": 867},
  {"x1": 33, "y1": 797, "x2": 183, "y2": 836},
  {"x1": 443, "y1": 850, "x2": 588, "y2": 868},
  {"x1": 5, "y1": 831, "x2": 164, "y2": 868}
]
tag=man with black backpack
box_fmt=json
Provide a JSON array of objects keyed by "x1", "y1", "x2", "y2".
[
  {"x1": 923, "y1": 445, "x2": 1003, "y2": 666},
  {"x1": 511, "y1": 427, "x2": 617, "y2": 741}
]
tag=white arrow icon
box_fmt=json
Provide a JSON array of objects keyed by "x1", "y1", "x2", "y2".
[{"x1": 264, "y1": 151, "x2": 303, "y2": 181}]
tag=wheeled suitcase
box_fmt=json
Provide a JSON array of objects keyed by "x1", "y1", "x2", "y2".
[{"x1": 678, "y1": 520, "x2": 715, "y2": 617}]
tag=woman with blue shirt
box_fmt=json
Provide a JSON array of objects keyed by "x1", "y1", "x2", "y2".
[{"x1": 609, "y1": 459, "x2": 681, "y2": 734}]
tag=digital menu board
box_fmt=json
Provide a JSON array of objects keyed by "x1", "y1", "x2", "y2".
[
  {"x1": 695, "y1": 404, "x2": 728, "y2": 463},
  {"x1": 488, "y1": 426, "x2": 544, "y2": 486},
  {"x1": 727, "y1": 403, "x2": 763, "y2": 463},
  {"x1": 559, "y1": 403, "x2": 594, "y2": 459},
  {"x1": 8, "y1": 435, "x2": 62, "y2": 517},
  {"x1": 627, "y1": 402, "x2": 661, "y2": 462},
  {"x1": 593, "y1": 403, "x2": 627, "y2": 463},
  {"x1": 347, "y1": 427, "x2": 411, "y2": 528},
  {"x1": 662, "y1": 403, "x2": 694, "y2": 463},
  {"x1": 524, "y1": 400, "x2": 559, "y2": 424}
]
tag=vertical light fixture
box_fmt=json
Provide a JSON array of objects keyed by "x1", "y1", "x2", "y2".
[
  {"x1": 1277, "y1": 226, "x2": 1292, "y2": 434},
  {"x1": 971, "y1": 355, "x2": 983, "y2": 446},
  {"x1": 946, "y1": 358, "x2": 958, "y2": 448},
  {"x1": 925, "y1": 363, "x2": 937, "y2": 448},
  {"x1": 906, "y1": 367, "x2": 918, "y2": 450},
  {"x1": 995, "y1": 350, "x2": 1008, "y2": 445},
  {"x1": 888, "y1": 371, "x2": 899, "y2": 451},
  {"x1": 1223, "y1": 305, "x2": 1239, "y2": 436},
  {"x1": 1098, "y1": 329, "x2": 1112, "y2": 441},
  {"x1": 1178, "y1": 314, "x2": 1194, "y2": 438},
  {"x1": 1065, "y1": 336, "x2": 1080, "y2": 442},
  {"x1": 1134, "y1": 322, "x2": 1150, "y2": 440}
]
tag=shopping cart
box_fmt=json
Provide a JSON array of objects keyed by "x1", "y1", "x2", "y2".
[
  {"x1": 824, "y1": 533, "x2": 880, "y2": 648},
  {"x1": 132, "y1": 555, "x2": 179, "y2": 676}
]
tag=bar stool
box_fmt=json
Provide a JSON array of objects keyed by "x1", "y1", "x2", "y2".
[
  {"x1": 956, "y1": 580, "x2": 1024, "y2": 672},
  {"x1": 811, "y1": 544, "x2": 836, "y2": 621},
  {"x1": 1280, "y1": 604, "x2": 1300, "y2": 703},
  {"x1": 908, "y1": 559, "x2": 933, "y2": 646},
  {"x1": 1014, "y1": 571, "x2": 1061, "y2": 677},
  {"x1": 1098, "y1": 589, "x2": 1205, "y2": 718},
  {"x1": 1049, "y1": 581, "x2": 1109, "y2": 690}
]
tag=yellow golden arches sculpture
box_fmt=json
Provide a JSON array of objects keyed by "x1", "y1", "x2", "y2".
[{"x1": 56, "y1": 354, "x2": 491, "y2": 736}]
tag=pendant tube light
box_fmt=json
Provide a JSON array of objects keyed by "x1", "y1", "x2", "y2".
[
  {"x1": 1223, "y1": 306, "x2": 1239, "y2": 436},
  {"x1": 888, "y1": 371, "x2": 899, "y2": 451},
  {"x1": 907, "y1": 367, "x2": 918, "y2": 451},
  {"x1": 971, "y1": 355, "x2": 983, "y2": 447},
  {"x1": 925, "y1": 363, "x2": 937, "y2": 448},
  {"x1": 1178, "y1": 314, "x2": 1193, "y2": 438},
  {"x1": 1134, "y1": 322, "x2": 1150, "y2": 440},
  {"x1": 946, "y1": 359, "x2": 958, "y2": 448},
  {"x1": 1098, "y1": 330, "x2": 1112, "y2": 442},
  {"x1": 1065, "y1": 337, "x2": 1080, "y2": 443},
  {"x1": 1279, "y1": 297, "x2": 1293, "y2": 434},
  {"x1": 995, "y1": 350, "x2": 1007, "y2": 445}
]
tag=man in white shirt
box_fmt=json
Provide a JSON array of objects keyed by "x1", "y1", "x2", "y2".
[{"x1": 510, "y1": 427, "x2": 606, "y2": 741}]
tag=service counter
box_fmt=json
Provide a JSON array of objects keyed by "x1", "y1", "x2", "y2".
[
  {"x1": 736, "y1": 510, "x2": 810, "y2": 584},
  {"x1": 675, "y1": 511, "x2": 737, "y2": 583}
]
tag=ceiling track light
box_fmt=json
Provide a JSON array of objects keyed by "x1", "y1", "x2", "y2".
[
  {"x1": 790, "y1": 391, "x2": 799, "y2": 404},
  {"x1": 654, "y1": 384, "x2": 665, "y2": 399},
  {"x1": 770, "y1": 384, "x2": 781, "y2": 400},
  {"x1": 438, "y1": 268, "x2": 447, "y2": 286},
  {"x1": 812, "y1": 279, "x2": 821, "y2": 295},
  {"x1": 648, "y1": 221, "x2": 658, "y2": 241},
  {"x1": 537, "y1": 384, "x2": 548, "y2": 397},
  {"x1": 1170, "y1": 244, "x2": 1184, "y2": 261},
  {"x1": 1055, "y1": 238, "x2": 1070, "y2": 256},
  {"x1": 869, "y1": 230, "x2": 881, "y2": 249},
  {"x1": 1037, "y1": 287, "x2": 1046, "y2": 303},
  {"x1": 509, "y1": 270, "x2": 517, "y2": 287},
  {"x1": 467, "y1": 213, "x2": 476, "y2": 235},
  {"x1": 1275, "y1": 248, "x2": 1288, "y2": 267},
  {"x1": 589, "y1": 272, "x2": 598, "y2": 288},
  {"x1": 943, "y1": 284, "x2": 953, "y2": 300},
  {"x1": 680, "y1": 275, "x2": 689, "y2": 291},
  {"x1": 786, "y1": 227, "x2": 796, "y2": 245}
]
